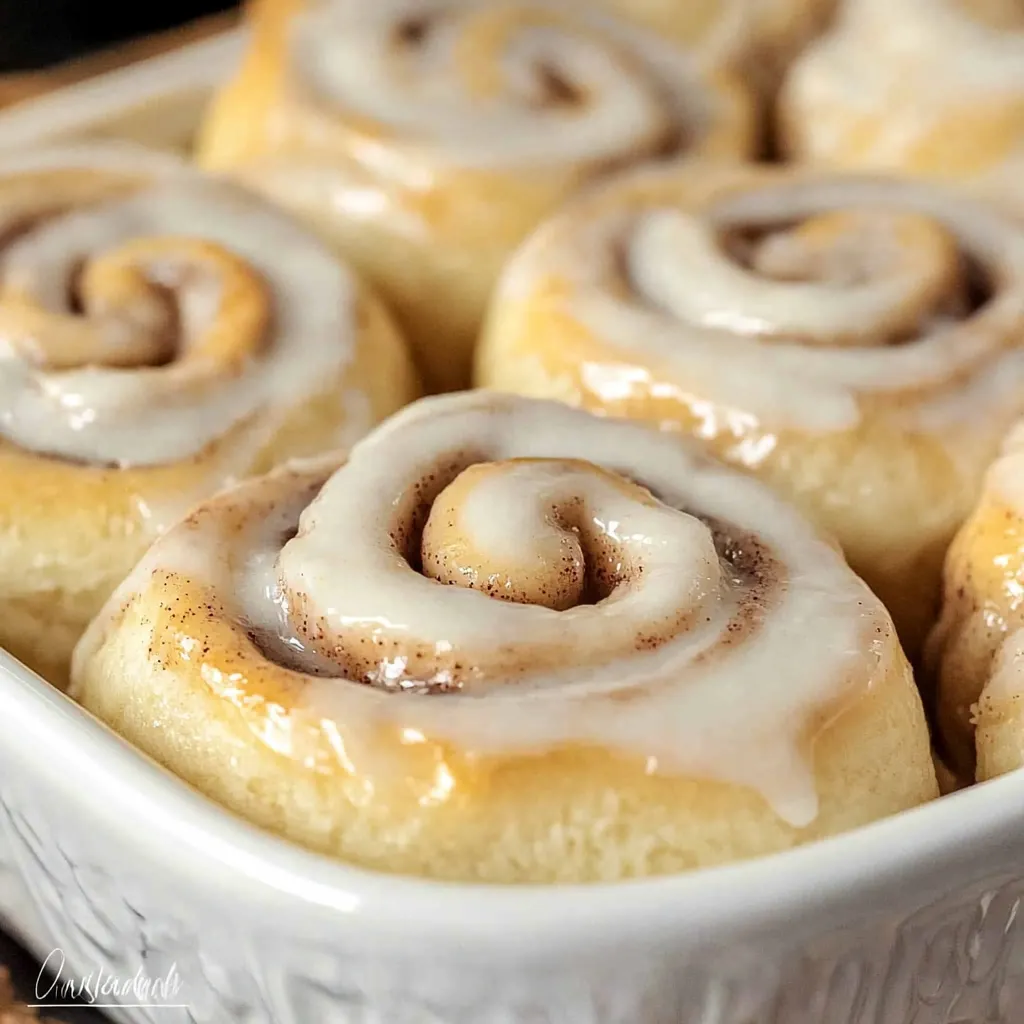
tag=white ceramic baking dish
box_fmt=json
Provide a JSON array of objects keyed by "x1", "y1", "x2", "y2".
[{"x1": 1, "y1": 31, "x2": 1024, "y2": 1024}]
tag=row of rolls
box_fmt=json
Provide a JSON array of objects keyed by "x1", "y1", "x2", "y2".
[{"x1": 3, "y1": 0, "x2": 1024, "y2": 882}]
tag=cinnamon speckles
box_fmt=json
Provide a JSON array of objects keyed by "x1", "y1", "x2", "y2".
[
  {"x1": 388, "y1": 450, "x2": 479, "y2": 562},
  {"x1": 270, "y1": 452, "x2": 753, "y2": 691},
  {"x1": 148, "y1": 403, "x2": 790, "y2": 709},
  {"x1": 418, "y1": 460, "x2": 652, "y2": 613},
  {"x1": 146, "y1": 572, "x2": 227, "y2": 671},
  {"x1": 709, "y1": 518, "x2": 778, "y2": 589},
  {"x1": 633, "y1": 633, "x2": 665, "y2": 652}
]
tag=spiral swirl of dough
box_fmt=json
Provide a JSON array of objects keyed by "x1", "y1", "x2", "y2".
[
  {"x1": 0, "y1": 145, "x2": 371, "y2": 468},
  {"x1": 74, "y1": 390, "x2": 922, "y2": 841},
  {"x1": 284, "y1": 0, "x2": 745, "y2": 169},
  {"x1": 477, "y1": 161, "x2": 1024, "y2": 657},
  {"x1": 486, "y1": 162, "x2": 1024, "y2": 435},
  {"x1": 195, "y1": 0, "x2": 752, "y2": 395}
]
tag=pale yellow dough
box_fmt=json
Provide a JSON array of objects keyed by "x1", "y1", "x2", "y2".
[
  {"x1": 195, "y1": 0, "x2": 754, "y2": 393},
  {"x1": 0, "y1": 147, "x2": 419, "y2": 687},
  {"x1": 476, "y1": 160, "x2": 1024, "y2": 658},
  {"x1": 71, "y1": 393, "x2": 937, "y2": 883},
  {"x1": 927, "y1": 423, "x2": 1024, "y2": 782},
  {"x1": 780, "y1": 0, "x2": 1024, "y2": 210}
]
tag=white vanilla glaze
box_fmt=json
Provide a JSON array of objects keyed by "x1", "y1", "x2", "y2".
[
  {"x1": 498, "y1": 164, "x2": 1024, "y2": 434},
  {"x1": 427, "y1": 458, "x2": 717, "y2": 614},
  {"x1": 0, "y1": 145, "x2": 361, "y2": 467},
  {"x1": 630, "y1": 208, "x2": 961, "y2": 344},
  {"x1": 78, "y1": 393, "x2": 896, "y2": 827},
  {"x1": 784, "y1": 0, "x2": 1024, "y2": 171},
  {"x1": 288, "y1": 0, "x2": 725, "y2": 168}
]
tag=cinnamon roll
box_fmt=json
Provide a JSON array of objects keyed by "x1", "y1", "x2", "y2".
[
  {"x1": 194, "y1": 0, "x2": 754, "y2": 393},
  {"x1": 0, "y1": 144, "x2": 419, "y2": 687},
  {"x1": 477, "y1": 161, "x2": 1024, "y2": 658},
  {"x1": 71, "y1": 392, "x2": 937, "y2": 883},
  {"x1": 927, "y1": 422, "x2": 1024, "y2": 782},
  {"x1": 780, "y1": 0, "x2": 1024, "y2": 207}
]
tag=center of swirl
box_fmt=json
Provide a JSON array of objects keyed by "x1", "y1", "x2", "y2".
[
  {"x1": 420, "y1": 458, "x2": 658, "y2": 611},
  {"x1": 0, "y1": 235, "x2": 269, "y2": 371},
  {"x1": 629, "y1": 206, "x2": 974, "y2": 345}
]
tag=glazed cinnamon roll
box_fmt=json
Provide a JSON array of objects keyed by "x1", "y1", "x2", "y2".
[
  {"x1": 780, "y1": 0, "x2": 1024, "y2": 205},
  {"x1": 0, "y1": 144, "x2": 419, "y2": 687},
  {"x1": 927, "y1": 422, "x2": 1024, "y2": 782},
  {"x1": 194, "y1": 0, "x2": 754, "y2": 393},
  {"x1": 71, "y1": 393, "x2": 937, "y2": 883},
  {"x1": 477, "y1": 161, "x2": 1024, "y2": 657}
]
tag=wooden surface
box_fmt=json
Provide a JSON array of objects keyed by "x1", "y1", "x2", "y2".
[{"x1": 0, "y1": 10, "x2": 238, "y2": 110}]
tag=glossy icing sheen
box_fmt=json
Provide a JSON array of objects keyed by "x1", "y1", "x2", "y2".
[
  {"x1": 286, "y1": 0, "x2": 738, "y2": 168},
  {"x1": 783, "y1": 0, "x2": 1024, "y2": 182},
  {"x1": 0, "y1": 146, "x2": 360, "y2": 467},
  {"x1": 497, "y1": 164, "x2": 1024, "y2": 437},
  {"x1": 925, "y1": 418, "x2": 1024, "y2": 779},
  {"x1": 79, "y1": 393, "x2": 895, "y2": 826}
]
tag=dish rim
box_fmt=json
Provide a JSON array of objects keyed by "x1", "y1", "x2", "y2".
[{"x1": 3, "y1": 648, "x2": 1017, "y2": 952}]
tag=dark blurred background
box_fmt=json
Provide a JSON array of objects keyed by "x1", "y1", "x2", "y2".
[{"x1": 0, "y1": 0, "x2": 242, "y2": 71}]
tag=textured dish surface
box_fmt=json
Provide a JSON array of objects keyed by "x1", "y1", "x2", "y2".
[{"x1": 1, "y1": 646, "x2": 1024, "y2": 1022}]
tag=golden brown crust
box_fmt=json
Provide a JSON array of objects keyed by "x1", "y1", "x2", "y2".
[
  {"x1": 75, "y1": 602, "x2": 937, "y2": 881},
  {"x1": 196, "y1": 0, "x2": 755, "y2": 392},
  {"x1": 926, "y1": 434, "x2": 1024, "y2": 781}
]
